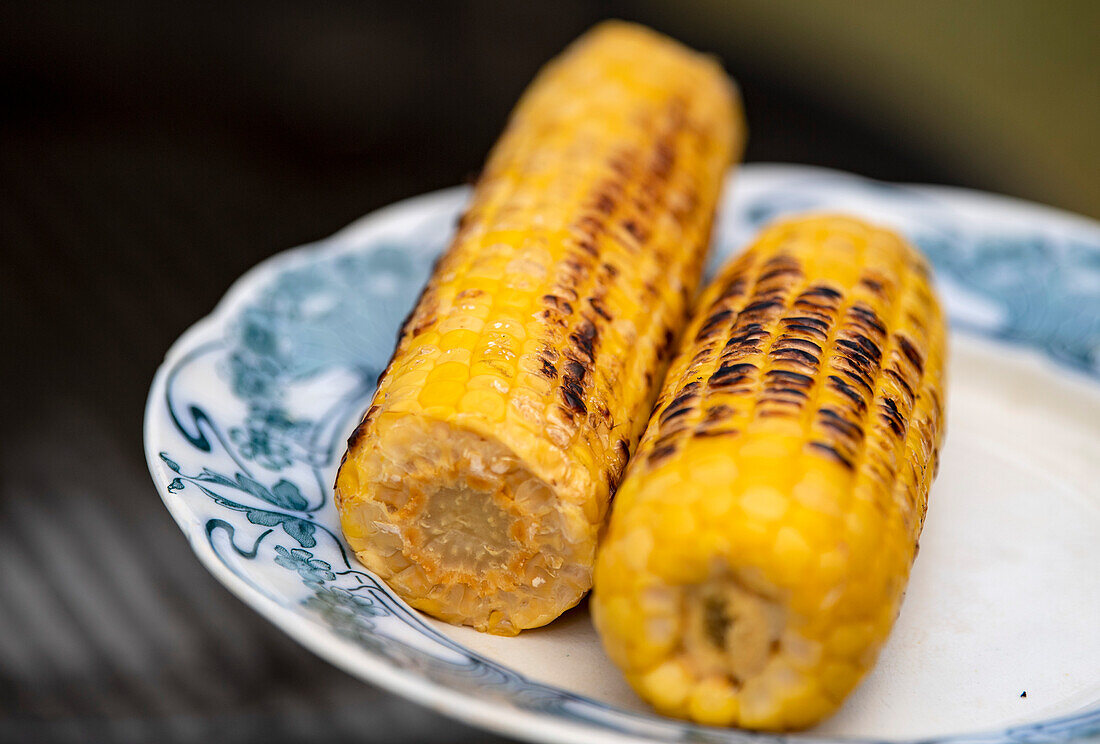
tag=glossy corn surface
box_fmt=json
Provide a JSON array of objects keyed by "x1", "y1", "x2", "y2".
[
  {"x1": 335, "y1": 22, "x2": 742, "y2": 635},
  {"x1": 592, "y1": 215, "x2": 947, "y2": 729}
]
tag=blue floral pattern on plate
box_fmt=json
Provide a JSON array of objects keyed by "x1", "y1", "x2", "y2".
[{"x1": 146, "y1": 167, "x2": 1100, "y2": 744}]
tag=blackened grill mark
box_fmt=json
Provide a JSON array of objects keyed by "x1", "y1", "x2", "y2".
[
  {"x1": 709, "y1": 362, "x2": 757, "y2": 388},
  {"x1": 703, "y1": 404, "x2": 733, "y2": 423},
  {"x1": 650, "y1": 140, "x2": 675, "y2": 180},
  {"x1": 622, "y1": 219, "x2": 648, "y2": 244},
  {"x1": 345, "y1": 409, "x2": 377, "y2": 451},
  {"x1": 836, "y1": 339, "x2": 879, "y2": 367},
  {"x1": 819, "y1": 407, "x2": 864, "y2": 440},
  {"x1": 767, "y1": 387, "x2": 809, "y2": 399},
  {"x1": 759, "y1": 266, "x2": 802, "y2": 282},
  {"x1": 542, "y1": 295, "x2": 574, "y2": 314},
  {"x1": 741, "y1": 299, "x2": 785, "y2": 315},
  {"x1": 561, "y1": 387, "x2": 587, "y2": 416},
  {"x1": 710, "y1": 373, "x2": 752, "y2": 389},
  {"x1": 696, "y1": 308, "x2": 736, "y2": 341},
  {"x1": 691, "y1": 348, "x2": 713, "y2": 366},
  {"x1": 782, "y1": 323, "x2": 828, "y2": 340},
  {"x1": 564, "y1": 360, "x2": 586, "y2": 381},
  {"x1": 539, "y1": 360, "x2": 558, "y2": 379},
  {"x1": 719, "y1": 278, "x2": 748, "y2": 302},
  {"x1": 594, "y1": 193, "x2": 615, "y2": 215},
  {"x1": 793, "y1": 299, "x2": 836, "y2": 314},
  {"x1": 607, "y1": 466, "x2": 623, "y2": 496},
  {"x1": 569, "y1": 320, "x2": 598, "y2": 362},
  {"x1": 577, "y1": 239, "x2": 599, "y2": 258},
  {"x1": 694, "y1": 428, "x2": 739, "y2": 438},
  {"x1": 777, "y1": 337, "x2": 822, "y2": 354},
  {"x1": 722, "y1": 324, "x2": 769, "y2": 357},
  {"x1": 828, "y1": 375, "x2": 868, "y2": 412},
  {"x1": 658, "y1": 328, "x2": 676, "y2": 360},
  {"x1": 410, "y1": 316, "x2": 436, "y2": 337},
  {"x1": 859, "y1": 276, "x2": 885, "y2": 295},
  {"x1": 782, "y1": 317, "x2": 829, "y2": 338},
  {"x1": 608, "y1": 152, "x2": 633, "y2": 177},
  {"x1": 575, "y1": 214, "x2": 603, "y2": 238},
  {"x1": 849, "y1": 333, "x2": 884, "y2": 362},
  {"x1": 838, "y1": 363, "x2": 874, "y2": 394},
  {"x1": 801, "y1": 285, "x2": 843, "y2": 301},
  {"x1": 897, "y1": 335, "x2": 925, "y2": 374},
  {"x1": 562, "y1": 375, "x2": 584, "y2": 398},
  {"x1": 808, "y1": 441, "x2": 855, "y2": 469},
  {"x1": 602, "y1": 262, "x2": 619, "y2": 277},
  {"x1": 588, "y1": 297, "x2": 612, "y2": 320},
  {"x1": 849, "y1": 304, "x2": 887, "y2": 334},
  {"x1": 885, "y1": 368, "x2": 915, "y2": 401},
  {"x1": 648, "y1": 444, "x2": 677, "y2": 465},
  {"x1": 659, "y1": 405, "x2": 693, "y2": 424},
  {"x1": 668, "y1": 388, "x2": 699, "y2": 410},
  {"x1": 770, "y1": 348, "x2": 819, "y2": 368},
  {"x1": 651, "y1": 430, "x2": 682, "y2": 451},
  {"x1": 563, "y1": 258, "x2": 588, "y2": 277},
  {"x1": 880, "y1": 398, "x2": 905, "y2": 437},
  {"x1": 540, "y1": 309, "x2": 567, "y2": 326},
  {"x1": 765, "y1": 370, "x2": 814, "y2": 388}
]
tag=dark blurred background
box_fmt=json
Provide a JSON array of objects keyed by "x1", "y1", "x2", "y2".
[{"x1": 1, "y1": 2, "x2": 1097, "y2": 742}]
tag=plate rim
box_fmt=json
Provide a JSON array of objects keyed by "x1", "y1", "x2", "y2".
[{"x1": 144, "y1": 164, "x2": 1100, "y2": 744}]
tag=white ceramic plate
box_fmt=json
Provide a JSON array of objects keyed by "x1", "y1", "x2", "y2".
[{"x1": 144, "y1": 165, "x2": 1100, "y2": 744}]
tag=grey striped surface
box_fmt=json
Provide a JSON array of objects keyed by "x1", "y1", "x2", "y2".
[{"x1": 0, "y1": 118, "x2": 512, "y2": 744}]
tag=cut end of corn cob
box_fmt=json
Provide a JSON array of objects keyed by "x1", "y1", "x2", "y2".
[
  {"x1": 337, "y1": 416, "x2": 591, "y2": 635},
  {"x1": 592, "y1": 214, "x2": 947, "y2": 729},
  {"x1": 335, "y1": 21, "x2": 743, "y2": 635}
]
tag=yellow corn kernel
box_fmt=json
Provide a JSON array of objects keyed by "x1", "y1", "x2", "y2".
[
  {"x1": 336, "y1": 21, "x2": 744, "y2": 635},
  {"x1": 592, "y1": 214, "x2": 947, "y2": 729}
]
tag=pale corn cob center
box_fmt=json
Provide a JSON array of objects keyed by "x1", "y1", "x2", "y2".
[{"x1": 593, "y1": 216, "x2": 946, "y2": 729}]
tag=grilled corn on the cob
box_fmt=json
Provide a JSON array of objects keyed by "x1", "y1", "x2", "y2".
[
  {"x1": 335, "y1": 22, "x2": 743, "y2": 635},
  {"x1": 592, "y1": 214, "x2": 947, "y2": 730}
]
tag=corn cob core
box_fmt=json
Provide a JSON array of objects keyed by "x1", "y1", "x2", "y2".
[
  {"x1": 335, "y1": 22, "x2": 742, "y2": 635},
  {"x1": 592, "y1": 215, "x2": 947, "y2": 730}
]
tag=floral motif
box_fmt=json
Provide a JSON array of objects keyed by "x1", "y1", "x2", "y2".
[{"x1": 274, "y1": 546, "x2": 336, "y2": 585}]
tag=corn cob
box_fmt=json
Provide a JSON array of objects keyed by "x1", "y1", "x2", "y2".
[
  {"x1": 335, "y1": 22, "x2": 743, "y2": 635},
  {"x1": 592, "y1": 214, "x2": 947, "y2": 730}
]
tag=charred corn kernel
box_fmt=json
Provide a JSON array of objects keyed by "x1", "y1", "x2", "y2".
[
  {"x1": 592, "y1": 215, "x2": 947, "y2": 730},
  {"x1": 335, "y1": 22, "x2": 743, "y2": 635}
]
